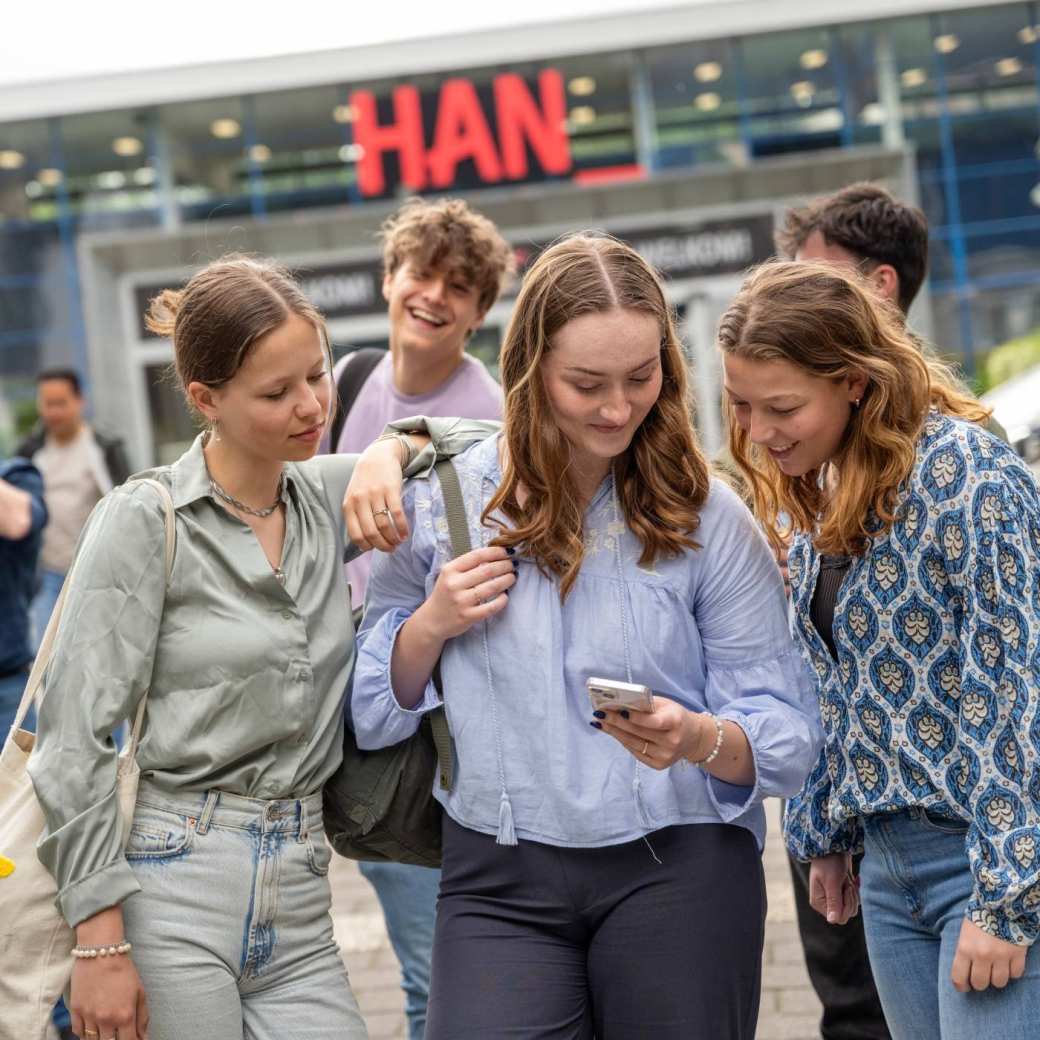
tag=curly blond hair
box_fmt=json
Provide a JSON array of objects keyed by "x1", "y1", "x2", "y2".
[
  {"x1": 718, "y1": 260, "x2": 990, "y2": 556},
  {"x1": 380, "y1": 197, "x2": 514, "y2": 314}
]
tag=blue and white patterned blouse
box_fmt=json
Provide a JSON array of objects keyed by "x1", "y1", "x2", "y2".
[
  {"x1": 784, "y1": 412, "x2": 1040, "y2": 945},
  {"x1": 352, "y1": 434, "x2": 822, "y2": 852}
]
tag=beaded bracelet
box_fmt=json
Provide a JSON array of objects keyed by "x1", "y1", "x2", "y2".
[
  {"x1": 72, "y1": 940, "x2": 132, "y2": 959},
  {"x1": 688, "y1": 714, "x2": 724, "y2": 767}
]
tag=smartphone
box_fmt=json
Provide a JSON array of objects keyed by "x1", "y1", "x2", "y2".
[{"x1": 585, "y1": 676, "x2": 655, "y2": 713}]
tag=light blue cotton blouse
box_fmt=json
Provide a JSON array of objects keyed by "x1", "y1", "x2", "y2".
[{"x1": 351, "y1": 434, "x2": 822, "y2": 850}]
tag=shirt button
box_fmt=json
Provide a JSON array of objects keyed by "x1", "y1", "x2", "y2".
[{"x1": 281, "y1": 610, "x2": 293, "y2": 620}]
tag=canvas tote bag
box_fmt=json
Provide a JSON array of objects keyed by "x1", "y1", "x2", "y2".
[{"x1": 0, "y1": 478, "x2": 176, "y2": 1040}]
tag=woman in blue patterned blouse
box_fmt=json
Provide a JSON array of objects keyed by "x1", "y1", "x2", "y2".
[{"x1": 720, "y1": 259, "x2": 1040, "y2": 1038}]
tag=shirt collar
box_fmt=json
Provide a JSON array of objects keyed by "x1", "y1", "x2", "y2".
[{"x1": 169, "y1": 433, "x2": 299, "y2": 510}]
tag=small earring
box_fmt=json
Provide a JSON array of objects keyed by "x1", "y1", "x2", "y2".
[
  {"x1": 853, "y1": 398, "x2": 861, "y2": 409},
  {"x1": 211, "y1": 419, "x2": 221, "y2": 442}
]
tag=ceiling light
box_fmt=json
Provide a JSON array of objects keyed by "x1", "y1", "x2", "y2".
[
  {"x1": 800, "y1": 49, "x2": 828, "y2": 70},
  {"x1": 333, "y1": 104, "x2": 357, "y2": 124},
  {"x1": 568, "y1": 76, "x2": 596, "y2": 96},
  {"x1": 24, "y1": 180, "x2": 43, "y2": 198},
  {"x1": 996, "y1": 57, "x2": 1023, "y2": 77},
  {"x1": 37, "y1": 168, "x2": 63, "y2": 187},
  {"x1": 694, "y1": 61, "x2": 722, "y2": 83},
  {"x1": 132, "y1": 167, "x2": 156, "y2": 185},
  {"x1": 338, "y1": 143, "x2": 365, "y2": 162},
  {"x1": 901, "y1": 68, "x2": 927, "y2": 88},
  {"x1": 569, "y1": 106, "x2": 596, "y2": 126},
  {"x1": 1018, "y1": 26, "x2": 1038, "y2": 45},
  {"x1": 1031, "y1": 182, "x2": 1040, "y2": 208},
  {"x1": 248, "y1": 144, "x2": 272, "y2": 163},
  {"x1": 97, "y1": 171, "x2": 127, "y2": 189},
  {"x1": 790, "y1": 81, "x2": 815, "y2": 108},
  {"x1": 934, "y1": 34, "x2": 960, "y2": 54},
  {"x1": 0, "y1": 150, "x2": 25, "y2": 170},
  {"x1": 210, "y1": 118, "x2": 241, "y2": 139},
  {"x1": 112, "y1": 136, "x2": 143, "y2": 157},
  {"x1": 860, "y1": 103, "x2": 885, "y2": 125},
  {"x1": 695, "y1": 92, "x2": 721, "y2": 112}
]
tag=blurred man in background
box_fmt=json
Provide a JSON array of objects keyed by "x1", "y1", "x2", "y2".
[
  {"x1": 16, "y1": 368, "x2": 129, "y2": 649},
  {"x1": 324, "y1": 196, "x2": 512, "y2": 1040},
  {"x1": 0, "y1": 455, "x2": 46, "y2": 736}
]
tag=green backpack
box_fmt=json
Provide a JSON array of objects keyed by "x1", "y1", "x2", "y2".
[{"x1": 323, "y1": 458, "x2": 471, "y2": 868}]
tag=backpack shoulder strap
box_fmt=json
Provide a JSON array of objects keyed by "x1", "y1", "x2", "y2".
[
  {"x1": 329, "y1": 348, "x2": 386, "y2": 450},
  {"x1": 433, "y1": 458, "x2": 472, "y2": 558},
  {"x1": 429, "y1": 458, "x2": 471, "y2": 791}
]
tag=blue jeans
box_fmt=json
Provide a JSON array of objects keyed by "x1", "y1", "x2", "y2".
[
  {"x1": 0, "y1": 668, "x2": 30, "y2": 736},
  {"x1": 122, "y1": 780, "x2": 367, "y2": 1039},
  {"x1": 860, "y1": 808, "x2": 1040, "y2": 1040},
  {"x1": 359, "y1": 861, "x2": 440, "y2": 1040},
  {"x1": 30, "y1": 567, "x2": 65, "y2": 653}
]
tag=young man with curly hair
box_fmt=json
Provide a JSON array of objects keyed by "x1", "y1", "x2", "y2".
[{"x1": 323, "y1": 196, "x2": 513, "y2": 1040}]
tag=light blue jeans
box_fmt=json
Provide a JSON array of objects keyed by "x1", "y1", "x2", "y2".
[
  {"x1": 860, "y1": 808, "x2": 1040, "y2": 1040},
  {"x1": 122, "y1": 780, "x2": 368, "y2": 1039},
  {"x1": 359, "y1": 861, "x2": 440, "y2": 1040},
  {"x1": 30, "y1": 567, "x2": 64, "y2": 653}
]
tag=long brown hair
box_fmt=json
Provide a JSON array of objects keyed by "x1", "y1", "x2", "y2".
[
  {"x1": 484, "y1": 233, "x2": 711, "y2": 599},
  {"x1": 146, "y1": 254, "x2": 333, "y2": 417},
  {"x1": 718, "y1": 260, "x2": 990, "y2": 556}
]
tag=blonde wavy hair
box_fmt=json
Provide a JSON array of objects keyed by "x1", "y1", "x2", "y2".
[
  {"x1": 718, "y1": 260, "x2": 990, "y2": 556},
  {"x1": 484, "y1": 233, "x2": 711, "y2": 599}
]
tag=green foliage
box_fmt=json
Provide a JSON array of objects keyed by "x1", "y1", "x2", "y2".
[{"x1": 979, "y1": 329, "x2": 1040, "y2": 394}]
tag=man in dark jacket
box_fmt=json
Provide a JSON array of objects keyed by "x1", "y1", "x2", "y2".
[
  {"x1": 0, "y1": 456, "x2": 47, "y2": 735},
  {"x1": 16, "y1": 368, "x2": 129, "y2": 649}
]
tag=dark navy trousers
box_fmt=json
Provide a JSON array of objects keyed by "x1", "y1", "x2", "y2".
[{"x1": 427, "y1": 816, "x2": 766, "y2": 1039}]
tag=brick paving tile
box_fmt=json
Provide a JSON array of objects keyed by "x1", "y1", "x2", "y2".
[{"x1": 328, "y1": 798, "x2": 822, "y2": 1038}]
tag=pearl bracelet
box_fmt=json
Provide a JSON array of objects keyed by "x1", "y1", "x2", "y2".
[
  {"x1": 72, "y1": 940, "x2": 132, "y2": 959},
  {"x1": 688, "y1": 714, "x2": 724, "y2": 767}
]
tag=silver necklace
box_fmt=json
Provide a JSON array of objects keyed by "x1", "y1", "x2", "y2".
[{"x1": 209, "y1": 472, "x2": 285, "y2": 518}]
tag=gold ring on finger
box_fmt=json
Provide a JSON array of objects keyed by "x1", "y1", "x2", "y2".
[
  {"x1": 374, "y1": 508, "x2": 392, "y2": 520},
  {"x1": 83, "y1": 1033, "x2": 99, "y2": 1039}
]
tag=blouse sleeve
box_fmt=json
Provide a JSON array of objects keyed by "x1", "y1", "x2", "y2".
[
  {"x1": 26, "y1": 482, "x2": 169, "y2": 927},
  {"x1": 933, "y1": 440, "x2": 1040, "y2": 946},
  {"x1": 693, "y1": 483, "x2": 823, "y2": 821},
  {"x1": 350, "y1": 479, "x2": 443, "y2": 749}
]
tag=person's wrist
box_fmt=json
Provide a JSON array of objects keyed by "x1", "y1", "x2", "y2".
[
  {"x1": 681, "y1": 711, "x2": 711, "y2": 762},
  {"x1": 410, "y1": 599, "x2": 452, "y2": 647}
]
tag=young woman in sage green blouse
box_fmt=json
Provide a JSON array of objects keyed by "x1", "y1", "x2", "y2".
[{"x1": 27, "y1": 256, "x2": 487, "y2": 1040}]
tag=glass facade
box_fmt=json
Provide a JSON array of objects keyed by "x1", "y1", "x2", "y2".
[{"x1": 1, "y1": 1, "x2": 1039, "y2": 441}]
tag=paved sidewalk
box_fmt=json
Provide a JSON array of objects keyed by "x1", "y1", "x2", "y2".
[{"x1": 330, "y1": 798, "x2": 823, "y2": 1039}]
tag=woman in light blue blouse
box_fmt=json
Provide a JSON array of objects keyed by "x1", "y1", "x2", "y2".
[
  {"x1": 351, "y1": 235, "x2": 822, "y2": 1039},
  {"x1": 721, "y1": 260, "x2": 1040, "y2": 1039}
]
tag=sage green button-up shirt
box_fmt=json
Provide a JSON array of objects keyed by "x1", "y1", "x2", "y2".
[{"x1": 29, "y1": 420, "x2": 494, "y2": 926}]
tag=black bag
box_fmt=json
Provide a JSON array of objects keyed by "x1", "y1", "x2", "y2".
[{"x1": 323, "y1": 458, "x2": 471, "y2": 867}]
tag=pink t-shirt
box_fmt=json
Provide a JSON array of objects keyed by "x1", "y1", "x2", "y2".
[{"x1": 330, "y1": 350, "x2": 503, "y2": 605}]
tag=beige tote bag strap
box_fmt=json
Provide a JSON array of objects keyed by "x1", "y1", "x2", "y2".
[{"x1": 10, "y1": 479, "x2": 176, "y2": 741}]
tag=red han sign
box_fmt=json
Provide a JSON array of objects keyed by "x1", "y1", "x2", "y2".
[{"x1": 350, "y1": 69, "x2": 573, "y2": 196}]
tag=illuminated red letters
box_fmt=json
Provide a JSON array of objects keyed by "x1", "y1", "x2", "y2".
[
  {"x1": 352, "y1": 85, "x2": 427, "y2": 196},
  {"x1": 495, "y1": 69, "x2": 570, "y2": 180},
  {"x1": 350, "y1": 70, "x2": 571, "y2": 197},
  {"x1": 428, "y1": 79, "x2": 503, "y2": 188}
]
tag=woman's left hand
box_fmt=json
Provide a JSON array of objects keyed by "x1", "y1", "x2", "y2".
[
  {"x1": 951, "y1": 918, "x2": 1028, "y2": 992},
  {"x1": 344, "y1": 437, "x2": 423, "y2": 552},
  {"x1": 594, "y1": 696, "x2": 708, "y2": 771}
]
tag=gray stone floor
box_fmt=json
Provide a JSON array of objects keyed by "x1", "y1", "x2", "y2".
[{"x1": 330, "y1": 798, "x2": 823, "y2": 1039}]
